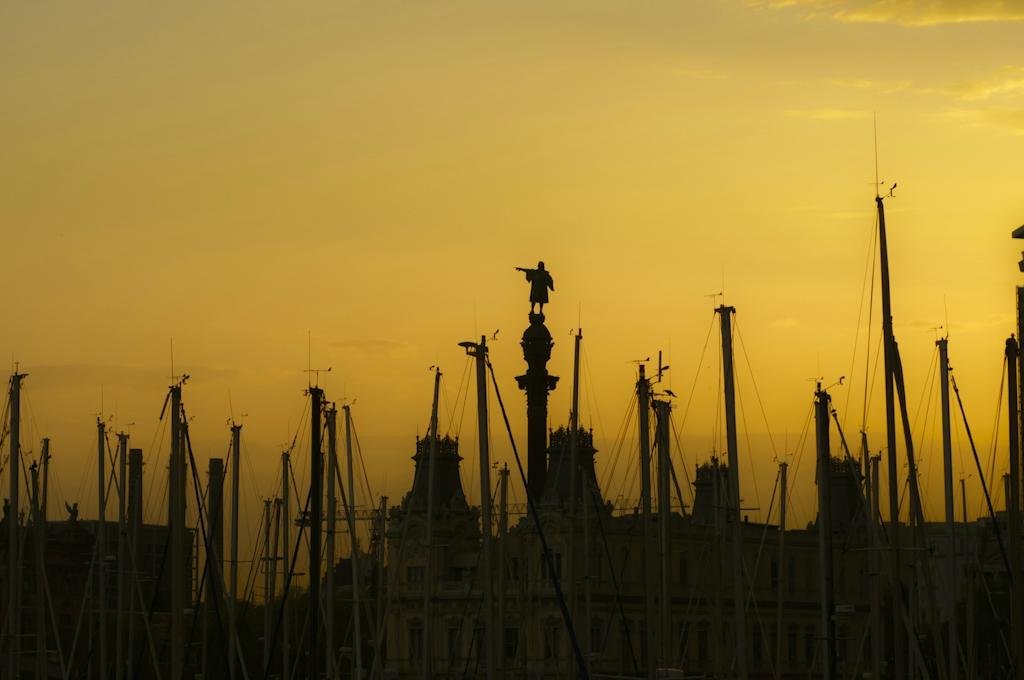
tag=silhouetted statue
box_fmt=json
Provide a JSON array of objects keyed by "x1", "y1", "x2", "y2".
[
  {"x1": 65, "y1": 501, "x2": 79, "y2": 524},
  {"x1": 515, "y1": 261, "x2": 555, "y2": 315}
]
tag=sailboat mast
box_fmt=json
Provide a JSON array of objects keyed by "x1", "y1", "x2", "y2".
[
  {"x1": 309, "y1": 387, "x2": 324, "y2": 680},
  {"x1": 169, "y1": 383, "x2": 186, "y2": 680},
  {"x1": 637, "y1": 364, "x2": 656, "y2": 680},
  {"x1": 775, "y1": 461, "x2": 787, "y2": 680},
  {"x1": 229, "y1": 423, "x2": 241, "y2": 680},
  {"x1": 281, "y1": 451, "x2": 291, "y2": 680},
  {"x1": 497, "y1": 464, "x2": 509, "y2": 680},
  {"x1": 344, "y1": 404, "x2": 364, "y2": 678},
  {"x1": 31, "y1": 459, "x2": 45, "y2": 680},
  {"x1": 466, "y1": 336, "x2": 497, "y2": 680},
  {"x1": 97, "y1": 416, "x2": 108, "y2": 679},
  {"x1": 127, "y1": 447, "x2": 143, "y2": 680},
  {"x1": 815, "y1": 385, "x2": 837, "y2": 680},
  {"x1": 422, "y1": 369, "x2": 441, "y2": 680},
  {"x1": 203, "y1": 458, "x2": 225, "y2": 680},
  {"x1": 41, "y1": 437, "x2": 49, "y2": 523},
  {"x1": 876, "y1": 194, "x2": 906, "y2": 680},
  {"x1": 262, "y1": 498, "x2": 273, "y2": 675},
  {"x1": 1005, "y1": 337, "x2": 1023, "y2": 678},
  {"x1": 115, "y1": 431, "x2": 129, "y2": 680},
  {"x1": 870, "y1": 453, "x2": 882, "y2": 680},
  {"x1": 655, "y1": 399, "x2": 672, "y2": 668},
  {"x1": 716, "y1": 304, "x2": 749, "y2": 680},
  {"x1": 325, "y1": 407, "x2": 338, "y2": 678},
  {"x1": 938, "y1": 338, "x2": 959, "y2": 680},
  {"x1": 7, "y1": 372, "x2": 23, "y2": 680}
]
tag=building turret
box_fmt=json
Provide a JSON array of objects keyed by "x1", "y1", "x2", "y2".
[
  {"x1": 400, "y1": 435, "x2": 469, "y2": 514},
  {"x1": 692, "y1": 457, "x2": 729, "y2": 525},
  {"x1": 543, "y1": 426, "x2": 602, "y2": 510},
  {"x1": 817, "y1": 456, "x2": 865, "y2": 534}
]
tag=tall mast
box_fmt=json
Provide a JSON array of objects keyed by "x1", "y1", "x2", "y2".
[
  {"x1": 375, "y1": 496, "x2": 388, "y2": 680},
  {"x1": 637, "y1": 364, "x2": 656, "y2": 680},
  {"x1": 716, "y1": 304, "x2": 748, "y2": 680},
  {"x1": 938, "y1": 338, "x2": 959, "y2": 680},
  {"x1": 1018, "y1": 283, "x2": 1024, "y2": 680},
  {"x1": 203, "y1": 458, "x2": 225, "y2": 679},
  {"x1": 96, "y1": 416, "x2": 108, "y2": 680},
  {"x1": 169, "y1": 382, "x2": 186, "y2": 680},
  {"x1": 876, "y1": 193, "x2": 906, "y2": 680},
  {"x1": 326, "y1": 407, "x2": 338, "y2": 679},
  {"x1": 567, "y1": 330, "x2": 582, "y2": 680},
  {"x1": 262, "y1": 498, "x2": 273, "y2": 675},
  {"x1": 497, "y1": 464, "x2": 509, "y2": 680},
  {"x1": 774, "y1": 461, "x2": 787, "y2": 680},
  {"x1": 814, "y1": 385, "x2": 837, "y2": 680},
  {"x1": 464, "y1": 336, "x2": 497, "y2": 680},
  {"x1": 422, "y1": 369, "x2": 441, "y2": 680},
  {"x1": 31, "y1": 460, "x2": 45, "y2": 680},
  {"x1": 308, "y1": 387, "x2": 324, "y2": 680},
  {"x1": 41, "y1": 437, "x2": 49, "y2": 523},
  {"x1": 127, "y1": 447, "x2": 143, "y2": 680},
  {"x1": 344, "y1": 404, "x2": 364, "y2": 678},
  {"x1": 229, "y1": 423, "x2": 241, "y2": 680},
  {"x1": 655, "y1": 399, "x2": 672, "y2": 668},
  {"x1": 281, "y1": 451, "x2": 291, "y2": 680},
  {"x1": 115, "y1": 431, "x2": 129, "y2": 680},
  {"x1": 7, "y1": 372, "x2": 24, "y2": 680},
  {"x1": 582, "y1": 448, "x2": 593, "y2": 673},
  {"x1": 870, "y1": 454, "x2": 882, "y2": 680},
  {"x1": 1006, "y1": 337, "x2": 1023, "y2": 678}
]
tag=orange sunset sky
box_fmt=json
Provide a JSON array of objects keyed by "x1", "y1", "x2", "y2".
[{"x1": 4, "y1": 1, "x2": 1024, "y2": 550}]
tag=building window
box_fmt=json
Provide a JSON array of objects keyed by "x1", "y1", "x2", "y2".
[
  {"x1": 805, "y1": 625, "x2": 816, "y2": 666},
  {"x1": 697, "y1": 622, "x2": 709, "y2": 663},
  {"x1": 408, "y1": 624, "x2": 423, "y2": 663},
  {"x1": 407, "y1": 565, "x2": 425, "y2": 583},
  {"x1": 447, "y1": 624, "x2": 461, "y2": 661},
  {"x1": 544, "y1": 623, "x2": 561, "y2": 659},
  {"x1": 837, "y1": 625, "x2": 849, "y2": 662},
  {"x1": 504, "y1": 627, "x2": 519, "y2": 661},
  {"x1": 770, "y1": 559, "x2": 779, "y2": 589},
  {"x1": 591, "y1": 618, "x2": 605, "y2": 650},
  {"x1": 678, "y1": 554, "x2": 688, "y2": 585},
  {"x1": 787, "y1": 556, "x2": 796, "y2": 592},
  {"x1": 752, "y1": 627, "x2": 763, "y2": 666},
  {"x1": 508, "y1": 557, "x2": 519, "y2": 581},
  {"x1": 677, "y1": 621, "x2": 690, "y2": 663},
  {"x1": 786, "y1": 624, "x2": 798, "y2": 664},
  {"x1": 473, "y1": 626, "x2": 487, "y2": 665}
]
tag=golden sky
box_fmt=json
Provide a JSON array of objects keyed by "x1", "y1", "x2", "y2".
[{"x1": 3, "y1": 1, "x2": 1024, "y2": 543}]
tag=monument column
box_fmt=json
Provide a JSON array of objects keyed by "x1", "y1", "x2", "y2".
[{"x1": 514, "y1": 261, "x2": 559, "y2": 501}]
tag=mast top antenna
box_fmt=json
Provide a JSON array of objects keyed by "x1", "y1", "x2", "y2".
[{"x1": 304, "y1": 366, "x2": 332, "y2": 388}]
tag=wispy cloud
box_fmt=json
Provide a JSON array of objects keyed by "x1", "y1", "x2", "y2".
[
  {"x1": 25, "y1": 363, "x2": 240, "y2": 391},
  {"x1": 331, "y1": 338, "x2": 412, "y2": 356},
  {"x1": 672, "y1": 67, "x2": 729, "y2": 80},
  {"x1": 754, "y1": 0, "x2": 1024, "y2": 26},
  {"x1": 924, "y1": 67, "x2": 1024, "y2": 101},
  {"x1": 785, "y1": 108, "x2": 871, "y2": 120},
  {"x1": 828, "y1": 77, "x2": 911, "y2": 94},
  {"x1": 937, "y1": 107, "x2": 1024, "y2": 133}
]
